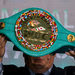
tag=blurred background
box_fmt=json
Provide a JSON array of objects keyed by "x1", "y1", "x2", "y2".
[{"x1": 0, "y1": 0, "x2": 75, "y2": 68}]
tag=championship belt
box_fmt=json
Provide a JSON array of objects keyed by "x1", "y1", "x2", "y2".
[{"x1": 0, "y1": 8, "x2": 75, "y2": 57}]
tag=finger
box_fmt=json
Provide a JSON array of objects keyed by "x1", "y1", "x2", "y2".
[
  {"x1": 65, "y1": 52, "x2": 71, "y2": 56},
  {"x1": 69, "y1": 51, "x2": 75, "y2": 56},
  {"x1": 0, "y1": 35, "x2": 2, "y2": 39},
  {"x1": 0, "y1": 37, "x2": 7, "y2": 48},
  {"x1": 0, "y1": 34, "x2": 7, "y2": 42},
  {"x1": 0, "y1": 37, "x2": 5, "y2": 45},
  {"x1": 65, "y1": 51, "x2": 75, "y2": 57}
]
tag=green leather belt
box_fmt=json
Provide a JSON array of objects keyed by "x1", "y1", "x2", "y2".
[{"x1": 0, "y1": 8, "x2": 75, "y2": 57}]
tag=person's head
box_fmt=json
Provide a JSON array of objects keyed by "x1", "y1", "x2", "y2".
[{"x1": 23, "y1": 53, "x2": 56, "y2": 73}]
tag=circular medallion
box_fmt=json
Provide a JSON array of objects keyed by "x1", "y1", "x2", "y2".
[{"x1": 15, "y1": 9, "x2": 58, "y2": 52}]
